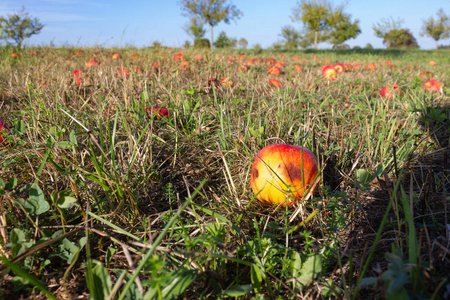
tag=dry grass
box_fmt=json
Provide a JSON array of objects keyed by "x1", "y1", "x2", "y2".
[{"x1": 0, "y1": 46, "x2": 449, "y2": 299}]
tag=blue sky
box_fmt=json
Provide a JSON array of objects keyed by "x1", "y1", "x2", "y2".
[{"x1": 1, "y1": 0, "x2": 449, "y2": 49}]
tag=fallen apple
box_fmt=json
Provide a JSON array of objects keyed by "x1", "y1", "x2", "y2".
[
  {"x1": 119, "y1": 68, "x2": 130, "y2": 78},
  {"x1": 267, "y1": 66, "x2": 281, "y2": 76},
  {"x1": 322, "y1": 66, "x2": 337, "y2": 81},
  {"x1": 86, "y1": 59, "x2": 99, "y2": 69},
  {"x1": 0, "y1": 119, "x2": 12, "y2": 146},
  {"x1": 366, "y1": 63, "x2": 376, "y2": 70},
  {"x1": 380, "y1": 84, "x2": 402, "y2": 99},
  {"x1": 173, "y1": 53, "x2": 185, "y2": 62},
  {"x1": 268, "y1": 79, "x2": 282, "y2": 88},
  {"x1": 333, "y1": 63, "x2": 344, "y2": 73},
  {"x1": 250, "y1": 144, "x2": 318, "y2": 207},
  {"x1": 422, "y1": 79, "x2": 442, "y2": 93},
  {"x1": 148, "y1": 106, "x2": 170, "y2": 120}
]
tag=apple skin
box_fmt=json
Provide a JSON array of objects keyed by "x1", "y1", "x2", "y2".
[
  {"x1": 0, "y1": 119, "x2": 11, "y2": 145},
  {"x1": 149, "y1": 106, "x2": 169, "y2": 120},
  {"x1": 422, "y1": 79, "x2": 442, "y2": 92},
  {"x1": 250, "y1": 144, "x2": 318, "y2": 207},
  {"x1": 333, "y1": 63, "x2": 344, "y2": 73},
  {"x1": 322, "y1": 66, "x2": 337, "y2": 81}
]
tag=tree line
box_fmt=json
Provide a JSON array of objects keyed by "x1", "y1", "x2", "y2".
[
  {"x1": 180, "y1": 0, "x2": 450, "y2": 50},
  {"x1": 0, "y1": 1, "x2": 449, "y2": 49}
]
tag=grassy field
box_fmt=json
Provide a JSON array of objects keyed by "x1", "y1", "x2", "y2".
[{"x1": 0, "y1": 46, "x2": 449, "y2": 299}]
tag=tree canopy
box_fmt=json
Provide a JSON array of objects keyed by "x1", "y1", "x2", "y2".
[
  {"x1": 179, "y1": 0, "x2": 242, "y2": 49},
  {"x1": 290, "y1": 0, "x2": 360, "y2": 48},
  {"x1": 421, "y1": 8, "x2": 450, "y2": 49},
  {"x1": 184, "y1": 17, "x2": 206, "y2": 43},
  {"x1": 0, "y1": 6, "x2": 44, "y2": 48},
  {"x1": 373, "y1": 18, "x2": 418, "y2": 48},
  {"x1": 279, "y1": 25, "x2": 301, "y2": 49}
]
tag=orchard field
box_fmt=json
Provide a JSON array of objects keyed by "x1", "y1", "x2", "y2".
[{"x1": 0, "y1": 46, "x2": 449, "y2": 299}]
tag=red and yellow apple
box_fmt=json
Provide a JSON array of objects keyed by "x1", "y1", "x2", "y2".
[
  {"x1": 333, "y1": 63, "x2": 344, "y2": 73},
  {"x1": 118, "y1": 68, "x2": 130, "y2": 78},
  {"x1": 238, "y1": 65, "x2": 249, "y2": 73},
  {"x1": 267, "y1": 66, "x2": 281, "y2": 76},
  {"x1": 86, "y1": 59, "x2": 98, "y2": 69},
  {"x1": 265, "y1": 58, "x2": 276, "y2": 66},
  {"x1": 173, "y1": 53, "x2": 185, "y2": 62},
  {"x1": 423, "y1": 79, "x2": 442, "y2": 93},
  {"x1": 268, "y1": 78, "x2": 282, "y2": 88},
  {"x1": 322, "y1": 65, "x2": 337, "y2": 81},
  {"x1": 293, "y1": 64, "x2": 302, "y2": 73},
  {"x1": 250, "y1": 144, "x2": 318, "y2": 207},
  {"x1": 366, "y1": 63, "x2": 376, "y2": 70},
  {"x1": 380, "y1": 84, "x2": 402, "y2": 99}
]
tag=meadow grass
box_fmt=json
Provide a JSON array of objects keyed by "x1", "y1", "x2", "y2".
[{"x1": 0, "y1": 46, "x2": 449, "y2": 299}]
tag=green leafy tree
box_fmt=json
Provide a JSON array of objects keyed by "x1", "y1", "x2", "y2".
[
  {"x1": 184, "y1": 17, "x2": 206, "y2": 43},
  {"x1": 213, "y1": 31, "x2": 232, "y2": 48},
  {"x1": 327, "y1": 6, "x2": 361, "y2": 47},
  {"x1": 179, "y1": 0, "x2": 243, "y2": 49},
  {"x1": 238, "y1": 37, "x2": 248, "y2": 48},
  {"x1": 373, "y1": 17, "x2": 405, "y2": 48},
  {"x1": 0, "y1": 6, "x2": 44, "y2": 48},
  {"x1": 279, "y1": 25, "x2": 301, "y2": 49},
  {"x1": 421, "y1": 9, "x2": 450, "y2": 49},
  {"x1": 291, "y1": 0, "x2": 330, "y2": 48},
  {"x1": 388, "y1": 29, "x2": 419, "y2": 48},
  {"x1": 194, "y1": 38, "x2": 211, "y2": 48},
  {"x1": 291, "y1": 0, "x2": 359, "y2": 48}
]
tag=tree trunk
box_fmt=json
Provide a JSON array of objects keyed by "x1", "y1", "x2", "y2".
[
  {"x1": 210, "y1": 24, "x2": 213, "y2": 49},
  {"x1": 436, "y1": 39, "x2": 438, "y2": 50},
  {"x1": 314, "y1": 31, "x2": 318, "y2": 48}
]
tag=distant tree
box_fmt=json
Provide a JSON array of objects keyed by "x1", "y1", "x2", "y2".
[
  {"x1": 184, "y1": 17, "x2": 206, "y2": 43},
  {"x1": 194, "y1": 38, "x2": 211, "y2": 48},
  {"x1": 0, "y1": 6, "x2": 44, "y2": 48},
  {"x1": 152, "y1": 41, "x2": 163, "y2": 48},
  {"x1": 291, "y1": 0, "x2": 330, "y2": 48},
  {"x1": 291, "y1": 0, "x2": 359, "y2": 48},
  {"x1": 213, "y1": 31, "x2": 232, "y2": 48},
  {"x1": 327, "y1": 6, "x2": 361, "y2": 48},
  {"x1": 373, "y1": 17, "x2": 405, "y2": 48},
  {"x1": 332, "y1": 43, "x2": 349, "y2": 49},
  {"x1": 280, "y1": 25, "x2": 301, "y2": 49},
  {"x1": 238, "y1": 37, "x2": 248, "y2": 48},
  {"x1": 421, "y1": 9, "x2": 450, "y2": 49},
  {"x1": 183, "y1": 40, "x2": 192, "y2": 48},
  {"x1": 179, "y1": 0, "x2": 243, "y2": 49},
  {"x1": 271, "y1": 41, "x2": 284, "y2": 50},
  {"x1": 364, "y1": 43, "x2": 373, "y2": 49},
  {"x1": 388, "y1": 29, "x2": 419, "y2": 48},
  {"x1": 252, "y1": 43, "x2": 263, "y2": 54}
]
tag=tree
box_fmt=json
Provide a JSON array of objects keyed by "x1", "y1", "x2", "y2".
[
  {"x1": 388, "y1": 29, "x2": 419, "y2": 48},
  {"x1": 373, "y1": 17, "x2": 403, "y2": 48},
  {"x1": 279, "y1": 25, "x2": 301, "y2": 49},
  {"x1": 179, "y1": 0, "x2": 243, "y2": 49},
  {"x1": 184, "y1": 17, "x2": 206, "y2": 43},
  {"x1": 0, "y1": 6, "x2": 44, "y2": 48},
  {"x1": 291, "y1": 0, "x2": 359, "y2": 48},
  {"x1": 291, "y1": 0, "x2": 330, "y2": 48},
  {"x1": 421, "y1": 9, "x2": 450, "y2": 49},
  {"x1": 327, "y1": 6, "x2": 361, "y2": 47},
  {"x1": 238, "y1": 37, "x2": 248, "y2": 49},
  {"x1": 213, "y1": 31, "x2": 232, "y2": 48},
  {"x1": 194, "y1": 38, "x2": 211, "y2": 48}
]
